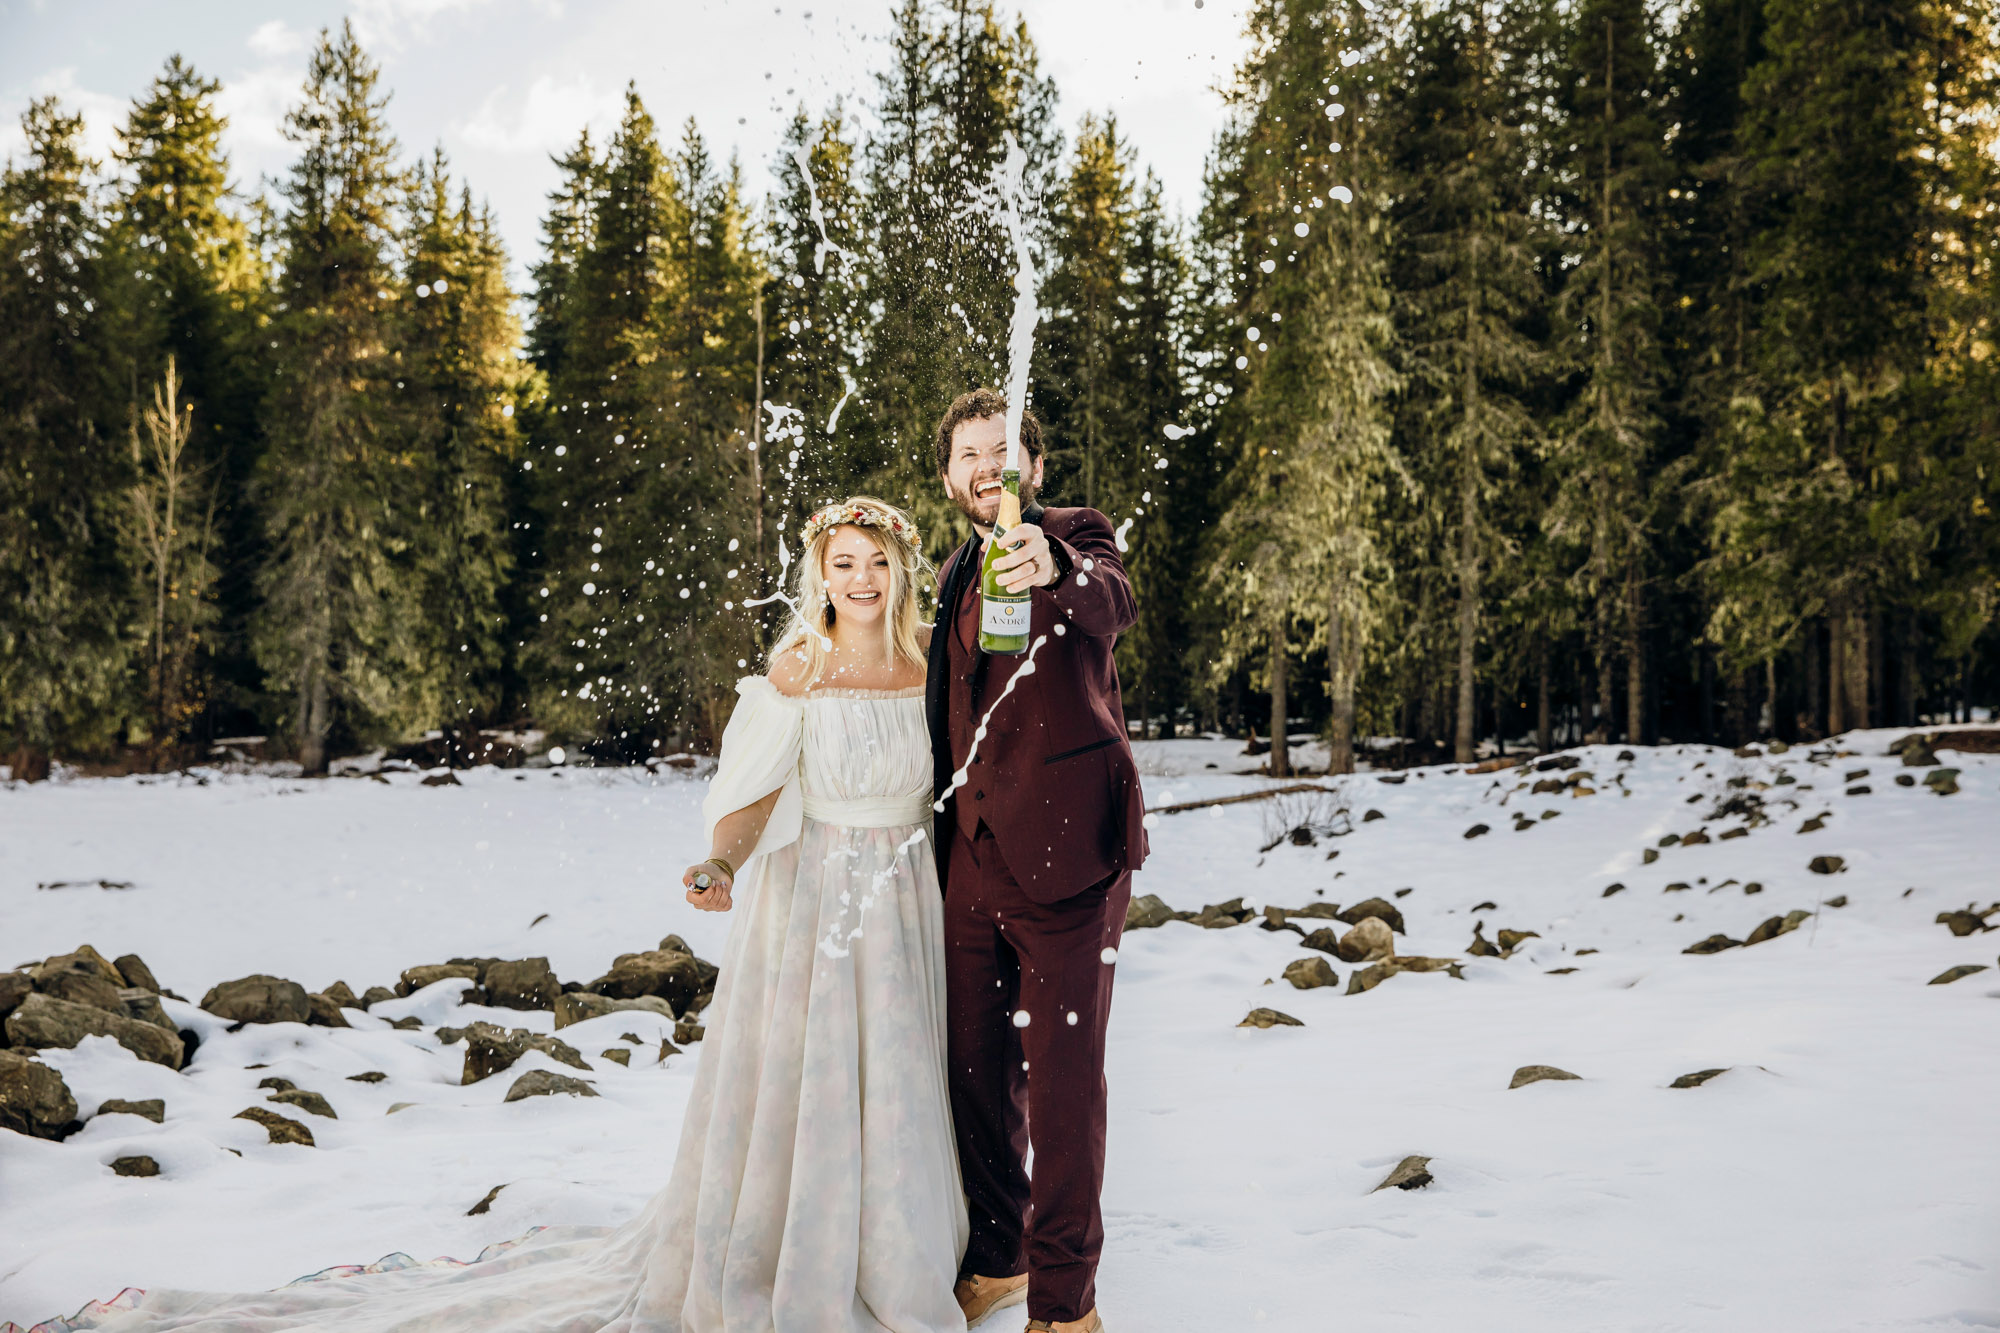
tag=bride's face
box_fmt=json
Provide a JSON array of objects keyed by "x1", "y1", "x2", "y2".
[{"x1": 822, "y1": 525, "x2": 892, "y2": 630}]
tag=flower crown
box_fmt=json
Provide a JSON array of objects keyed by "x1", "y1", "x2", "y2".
[{"x1": 798, "y1": 502, "x2": 921, "y2": 551}]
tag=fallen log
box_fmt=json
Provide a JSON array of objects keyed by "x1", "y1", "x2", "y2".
[{"x1": 1145, "y1": 783, "x2": 1338, "y2": 815}]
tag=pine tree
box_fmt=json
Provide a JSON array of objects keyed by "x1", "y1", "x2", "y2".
[
  {"x1": 393, "y1": 150, "x2": 524, "y2": 736},
  {"x1": 1387, "y1": 0, "x2": 1554, "y2": 763},
  {"x1": 0, "y1": 97, "x2": 126, "y2": 772},
  {"x1": 252, "y1": 22, "x2": 414, "y2": 774},
  {"x1": 525, "y1": 129, "x2": 600, "y2": 381}
]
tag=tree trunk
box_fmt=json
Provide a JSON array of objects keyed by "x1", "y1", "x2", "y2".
[
  {"x1": 1328, "y1": 593, "x2": 1354, "y2": 775},
  {"x1": 1827, "y1": 609, "x2": 1847, "y2": 735},
  {"x1": 1624, "y1": 565, "x2": 1645, "y2": 745},
  {"x1": 1454, "y1": 455, "x2": 1479, "y2": 765},
  {"x1": 1268, "y1": 620, "x2": 1290, "y2": 778},
  {"x1": 1803, "y1": 619, "x2": 1825, "y2": 738},
  {"x1": 1536, "y1": 639, "x2": 1552, "y2": 754},
  {"x1": 298, "y1": 664, "x2": 330, "y2": 777}
]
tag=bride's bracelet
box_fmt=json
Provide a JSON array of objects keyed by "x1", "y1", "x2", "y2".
[{"x1": 704, "y1": 855, "x2": 736, "y2": 881}]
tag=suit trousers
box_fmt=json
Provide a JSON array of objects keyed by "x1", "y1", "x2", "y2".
[{"x1": 945, "y1": 821, "x2": 1129, "y2": 1323}]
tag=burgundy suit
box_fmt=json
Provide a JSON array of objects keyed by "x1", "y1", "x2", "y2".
[{"x1": 925, "y1": 503, "x2": 1149, "y2": 1323}]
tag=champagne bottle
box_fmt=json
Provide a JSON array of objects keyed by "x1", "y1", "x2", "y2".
[{"x1": 978, "y1": 468, "x2": 1030, "y2": 654}]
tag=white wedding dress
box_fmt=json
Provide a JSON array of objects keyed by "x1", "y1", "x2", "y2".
[{"x1": 67, "y1": 677, "x2": 968, "y2": 1333}]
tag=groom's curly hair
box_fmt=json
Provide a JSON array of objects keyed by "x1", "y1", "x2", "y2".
[{"x1": 934, "y1": 387, "x2": 1043, "y2": 476}]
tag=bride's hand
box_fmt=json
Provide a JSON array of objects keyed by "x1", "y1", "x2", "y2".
[{"x1": 683, "y1": 861, "x2": 735, "y2": 912}]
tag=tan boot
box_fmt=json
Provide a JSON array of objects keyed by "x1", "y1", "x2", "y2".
[
  {"x1": 955, "y1": 1272, "x2": 1029, "y2": 1329},
  {"x1": 1026, "y1": 1310, "x2": 1103, "y2": 1333}
]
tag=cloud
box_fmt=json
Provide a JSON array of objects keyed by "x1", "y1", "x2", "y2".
[
  {"x1": 247, "y1": 19, "x2": 311, "y2": 61},
  {"x1": 459, "y1": 73, "x2": 621, "y2": 156},
  {"x1": 350, "y1": 0, "x2": 560, "y2": 51},
  {"x1": 0, "y1": 66, "x2": 128, "y2": 171}
]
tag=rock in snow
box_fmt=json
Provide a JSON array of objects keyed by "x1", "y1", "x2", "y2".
[{"x1": 0, "y1": 1049, "x2": 79, "y2": 1140}]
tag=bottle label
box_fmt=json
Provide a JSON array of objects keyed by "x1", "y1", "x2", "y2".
[{"x1": 981, "y1": 593, "x2": 1031, "y2": 636}]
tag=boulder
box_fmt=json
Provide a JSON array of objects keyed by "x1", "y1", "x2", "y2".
[
  {"x1": 235, "y1": 1106, "x2": 314, "y2": 1145},
  {"x1": 1669, "y1": 1068, "x2": 1729, "y2": 1089},
  {"x1": 257, "y1": 1076, "x2": 295, "y2": 1091},
  {"x1": 1682, "y1": 934, "x2": 1742, "y2": 955},
  {"x1": 1347, "y1": 962, "x2": 1401, "y2": 995},
  {"x1": 5, "y1": 992, "x2": 184, "y2": 1068},
  {"x1": 1928, "y1": 964, "x2": 1989, "y2": 985},
  {"x1": 360, "y1": 986, "x2": 397, "y2": 1009},
  {"x1": 113, "y1": 954, "x2": 161, "y2": 993},
  {"x1": 1681, "y1": 830, "x2": 1711, "y2": 846},
  {"x1": 1300, "y1": 927, "x2": 1344, "y2": 958},
  {"x1": 598, "y1": 1048, "x2": 631, "y2": 1067},
  {"x1": 38, "y1": 963, "x2": 125, "y2": 1015},
  {"x1": 1335, "y1": 897, "x2": 1406, "y2": 934},
  {"x1": 483, "y1": 958, "x2": 561, "y2": 1011},
  {"x1": 1497, "y1": 928, "x2": 1541, "y2": 952},
  {"x1": 117, "y1": 989, "x2": 175, "y2": 1032},
  {"x1": 1509, "y1": 1065, "x2": 1581, "y2": 1089},
  {"x1": 397, "y1": 963, "x2": 480, "y2": 997},
  {"x1": 96, "y1": 1098, "x2": 165, "y2": 1123},
  {"x1": 36, "y1": 946, "x2": 124, "y2": 988},
  {"x1": 1466, "y1": 924, "x2": 1503, "y2": 957},
  {"x1": 1744, "y1": 910, "x2": 1813, "y2": 946},
  {"x1": 111, "y1": 1155, "x2": 160, "y2": 1177},
  {"x1": 1335, "y1": 917, "x2": 1394, "y2": 964},
  {"x1": 553, "y1": 992, "x2": 676, "y2": 1030},
  {"x1": 1374, "y1": 1155, "x2": 1433, "y2": 1191},
  {"x1": 1281, "y1": 957, "x2": 1338, "y2": 990},
  {"x1": 503, "y1": 1069, "x2": 599, "y2": 1102},
  {"x1": 201, "y1": 975, "x2": 311, "y2": 1026},
  {"x1": 1363, "y1": 808, "x2": 1386, "y2": 822},
  {"x1": 1936, "y1": 909, "x2": 1993, "y2": 937},
  {"x1": 457, "y1": 1022, "x2": 589, "y2": 1084},
  {"x1": 1893, "y1": 735, "x2": 1938, "y2": 765},
  {"x1": 320, "y1": 980, "x2": 359, "y2": 1009},
  {"x1": 1123, "y1": 894, "x2": 1176, "y2": 931},
  {"x1": 1192, "y1": 898, "x2": 1255, "y2": 928},
  {"x1": 588, "y1": 951, "x2": 704, "y2": 1013},
  {"x1": 270, "y1": 1088, "x2": 337, "y2": 1119},
  {"x1": 306, "y1": 993, "x2": 352, "y2": 1028},
  {"x1": 0, "y1": 1049, "x2": 80, "y2": 1139},
  {"x1": 1924, "y1": 768, "x2": 1961, "y2": 796},
  {"x1": 1236, "y1": 1008, "x2": 1303, "y2": 1029},
  {"x1": 1807, "y1": 856, "x2": 1846, "y2": 875},
  {"x1": 0, "y1": 971, "x2": 32, "y2": 1021}
]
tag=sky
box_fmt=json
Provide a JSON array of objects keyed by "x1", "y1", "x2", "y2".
[{"x1": 0, "y1": 0, "x2": 1255, "y2": 283}]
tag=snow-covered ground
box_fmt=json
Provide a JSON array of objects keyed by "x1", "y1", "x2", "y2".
[{"x1": 3, "y1": 730, "x2": 1997, "y2": 1331}]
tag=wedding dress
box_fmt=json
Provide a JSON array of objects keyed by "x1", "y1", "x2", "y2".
[{"x1": 58, "y1": 677, "x2": 967, "y2": 1333}]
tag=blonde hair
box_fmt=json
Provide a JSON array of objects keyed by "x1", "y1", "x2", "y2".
[{"x1": 769, "y1": 496, "x2": 931, "y2": 687}]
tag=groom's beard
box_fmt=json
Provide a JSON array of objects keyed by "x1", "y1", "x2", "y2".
[{"x1": 946, "y1": 470, "x2": 1038, "y2": 534}]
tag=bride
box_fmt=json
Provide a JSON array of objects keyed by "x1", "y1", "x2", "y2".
[{"x1": 63, "y1": 496, "x2": 967, "y2": 1333}]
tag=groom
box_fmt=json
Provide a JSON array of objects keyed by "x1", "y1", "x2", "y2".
[{"x1": 925, "y1": 388, "x2": 1149, "y2": 1332}]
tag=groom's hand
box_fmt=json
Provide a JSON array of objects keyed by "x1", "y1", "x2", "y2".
[{"x1": 991, "y1": 522, "x2": 1059, "y2": 593}]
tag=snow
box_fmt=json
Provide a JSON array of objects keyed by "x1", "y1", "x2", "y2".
[{"x1": 3, "y1": 730, "x2": 1998, "y2": 1330}]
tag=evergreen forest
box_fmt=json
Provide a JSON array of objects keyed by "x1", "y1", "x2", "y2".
[{"x1": 3, "y1": 0, "x2": 1997, "y2": 778}]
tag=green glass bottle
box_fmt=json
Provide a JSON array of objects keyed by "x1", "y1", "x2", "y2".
[{"x1": 978, "y1": 468, "x2": 1030, "y2": 654}]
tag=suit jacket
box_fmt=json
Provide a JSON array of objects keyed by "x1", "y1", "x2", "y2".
[{"x1": 925, "y1": 503, "x2": 1149, "y2": 902}]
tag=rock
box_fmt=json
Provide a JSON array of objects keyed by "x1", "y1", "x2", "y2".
[
  {"x1": 0, "y1": 1049, "x2": 80, "y2": 1140},
  {"x1": 598, "y1": 1047, "x2": 631, "y2": 1066},
  {"x1": 1390, "y1": 956, "x2": 1465, "y2": 977},
  {"x1": 111, "y1": 1155, "x2": 160, "y2": 1177},
  {"x1": 1347, "y1": 962, "x2": 1402, "y2": 994},
  {"x1": 270, "y1": 1088, "x2": 337, "y2": 1119},
  {"x1": 38, "y1": 962, "x2": 126, "y2": 1014},
  {"x1": 307, "y1": 993, "x2": 352, "y2": 1028},
  {"x1": 1192, "y1": 898, "x2": 1255, "y2": 928},
  {"x1": 386, "y1": 1102, "x2": 418, "y2": 1114},
  {"x1": 1892, "y1": 735, "x2": 1938, "y2": 765},
  {"x1": 673, "y1": 1017, "x2": 706, "y2": 1045},
  {"x1": 347, "y1": 1071, "x2": 387, "y2": 1083},
  {"x1": 1744, "y1": 910, "x2": 1812, "y2": 946},
  {"x1": 1846, "y1": 784, "x2": 1872, "y2": 796},
  {"x1": 1682, "y1": 934, "x2": 1742, "y2": 955},
  {"x1": 1658, "y1": 833, "x2": 1681, "y2": 847},
  {"x1": 1531, "y1": 777, "x2": 1565, "y2": 795},
  {"x1": 587, "y1": 951, "x2": 704, "y2": 1013},
  {"x1": 257, "y1": 1075, "x2": 295, "y2": 1091},
  {"x1": 321, "y1": 980, "x2": 359, "y2": 1009},
  {"x1": 1463, "y1": 823, "x2": 1490, "y2": 839},
  {"x1": 1292, "y1": 902, "x2": 1344, "y2": 919},
  {"x1": 397, "y1": 963, "x2": 481, "y2": 997},
  {"x1": 1928, "y1": 964, "x2": 1990, "y2": 985},
  {"x1": 1236, "y1": 1008, "x2": 1303, "y2": 1029},
  {"x1": 389, "y1": 1016, "x2": 424, "y2": 1030},
  {"x1": 1363, "y1": 808, "x2": 1385, "y2": 822},
  {"x1": 1642, "y1": 848, "x2": 1659, "y2": 865},
  {"x1": 1281, "y1": 957, "x2": 1338, "y2": 990},
  {"x1": 1936, "y1": 909, "x2": 1992, "y2": 937},
  {"x1": 1374, "y1": 1155, "x2": 1433, "y2": 1191},
  {"x1": 1924, "y1": 768, "x2": 1961, "y2": 796},
  {"x1": 360, "y1": 986, "x2": 397, "y2": 1009},
  {"x1": 1509, "y1": 1065, "x2": 1581, "y2": 1089},
  {"x1": 1745, "y1": 882, "x2": 1764, "y2": 895},
  {"x1": 0, "y1": 971, "x2": 32, "y2": 1021},
  {"x1": 1825, "y1": 895, "x2": 1847, "y2": 908},
  {"x1": 113, "y1": 954, "x2": 161, "y2": 994},
  {"x1": 37, "y1": 945, "x2": 125, "y2": 987},
  {"x1": 1335, "y1": 897, "x2": 1406, "y2": 934},
  {"x1": 1681, "y1": 829, "x2": 1711, "y2": 846},
  {"x1": 201, "y1": 975, "x2": 312, "y2": 1026},
  {"x1": 235, "y1": 1106, "x2": 314, "y2": 1145},
  {"x1": 1719, "y1": 827, "x2": 1749, "y2": 840},
  {"x1": 459, "y1": 1022, "x2": 589, "y2": 1084},
  {"x1": 1798, "y1": 814, "x2": 1828, "y2": 833},
  {"x1": 1807, "y1": 856, "x2": 1846, "y2": 875},
  {"x1": 96, "y1": 1098, "x2": 165, "y2": 1123},
  {"x1": 1466, "y1": 924, "x2": 1503, "y2": 957},
  {"x1": 421, "y1": 770, "x2": 461, "y2": 787},
  {"x1": 1601, "y1": 883, "x2": 1626, "y2": 898},
  {"x1": 466, "y1": 1183, "x2": 507, "y2": 1216},
  {"x1": 1896, "y1": 774, "x2": 1916, "y2": 786},
  {"x1": 553, "y1": 991, "x2": 676, "y2": 1030},
  {"x1": 483, "y1": 958, "x2": 561, "y2": 1011},
  {"x1": 503, "y1": 1069, "x2": 599, "y2": 1102},
  {"x1": 1546, "y1": 966, "x2": 1579, "y2": 975},
  {"x1": 1300, "y1": 927, "x2": 1343, "y2": 958},
  {"x1": 1497, "y1": 929, "x2": 1541, "y2": 952},
  {"x1": 5, "y1": 992, "x2": 184, "y2": 1068},
  {"x1": 1124, "y1": 894, "x2": 1176, "y2": 931},
  {"x1": 116, "y1": 989, "x2": 176, "y2": 1032},
  {"x1": 1335, "y1": 917, "x2": 1394, "y2": 963},
  {"x1": 1669, "y1": 1068, "x2": 1729, "y2": 1089}
]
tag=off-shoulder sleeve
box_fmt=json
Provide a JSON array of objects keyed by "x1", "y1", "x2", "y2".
[{"x1": 701, "y1": 676, "x2": 806, "y2": 862}]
